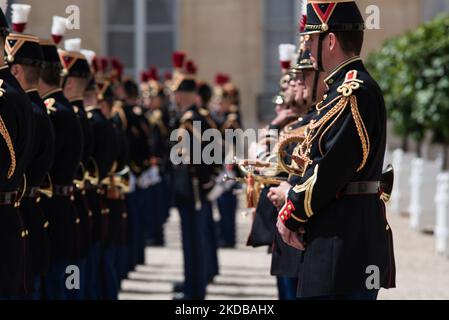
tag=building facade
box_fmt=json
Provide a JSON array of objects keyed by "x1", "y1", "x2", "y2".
[{"x1": 13, "y1": 0, "x2": 442, "y2": 127}]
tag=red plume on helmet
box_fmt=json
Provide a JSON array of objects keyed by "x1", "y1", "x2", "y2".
[
  {"x1": 101, "y1": 57, "x2": 108, "y2": 72},
  {"x1": 185, "y1": 60, "x2": 197, "y2": 75},
  {"x1": 215, "y1": 73, "x2": 229, "y2": 86},
  {"x1": 140, "y1": 71, "x2": 150, "y2": 83},
  {"x1": 172, "y1": 51, "x2": 186, "y2": 69},
  {"x1": 93, "y1": 56, "x2": 109, "y2": 73},
  {"x1": 299, "y1": 14, "x2": 307, "y2": 32},
  {"x1": 148, "y1": 66, "x2": 159, "y2": 81},
  {"x1": 92, "y1": 57, "x2": 100, "y2": 73},
  {"x1": 164, "y1": 72, "x2": 172, "y2": 81},
  {"x1": 111, "y1": 57, "x2": 124, "y2": 80}
]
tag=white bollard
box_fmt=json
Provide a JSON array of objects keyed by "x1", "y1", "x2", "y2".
[
  {"x1": 435, "y1": 172, "x2": 449, "y2": 257},
  {"x1": 390, "y1": 149, "x2": 414, "y2": 215},
  {"x1": 409, "y1": 158, "x2": 439, "y2": 232}
]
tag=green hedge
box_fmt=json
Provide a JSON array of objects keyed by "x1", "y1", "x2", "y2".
[{"x1": 366, "y1": 14, "x2": 449, "y2": 153}]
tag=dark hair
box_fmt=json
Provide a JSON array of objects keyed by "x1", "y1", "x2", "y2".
[
  {"x1": 123, "y1": 79, "x2": 139, "y2": 99},
  {"x1": 334, "y1": 31, "x2": 364, "y2": 56},
  {"x1": 40, "y1": 65, "x2": 62, "y2": 87},
  {"x1": 197, "y1": 83, "x2": 212, "y2": 105},
  {"x1": 21, "y1": 64, "x2": 42, "y2": 86}
]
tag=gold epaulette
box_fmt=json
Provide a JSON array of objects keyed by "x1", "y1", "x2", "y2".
[
  {"x1": 227, "y1": 113, "x2": 238, "y2": 122},
  {"x1": 336, "y1": 70, "x2": 363, "y2": 97},
  {"x1": 44, "y1": 98, "x2": 57, "y2": 115},
  {"x1": 0, "y1": 79, "x2": 16, "y2": 179},
  {"x1": 112, "y1": 102, "x2": 128, "y2": 130},
  {"x1": 133, "y1": 106, "x2": 143, "y2": 116},
  {"x1": 221, "y1": 112, "x2": 239, "y2": 131},
  {"x1": 200, "y1": 108, "x2": 218, "y2": 130},
  {"x1": 180, "y1": 111, "x2": 194, "y2": 123},
  {"x1": 199, "y1": 108, "x2": 210, "y2": 117},
  {"x1": 229, "y1": 105, "x2": 238, "y2": 113},
  {"x1": 150, "y1": 109, "x2": 168, "y2": 137},
  {"x1": 150, "y1": 109, "x2": 162, "y2": 124}
]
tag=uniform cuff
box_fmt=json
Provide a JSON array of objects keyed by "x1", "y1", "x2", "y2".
[{"x1": 278, "y1": 188, "x2": 307, "y2": 231}]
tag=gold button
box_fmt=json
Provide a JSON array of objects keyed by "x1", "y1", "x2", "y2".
[
  {"x1": 288, "y1": 205, "x2": 292, "y2": 210},
  {"x1": 122, "y1": 213, "x2": 128, "y2": 219},
  {"x1": 44, "y1": 221, "x2": 49, "y2": 229},
  {"x1": 386, "y1": 224, "x2": 390, "y2": 231},
  {"x1": 76, "y1": 218, "x2": 80, "y2": 224},
  {"x1": 25, "y1": 230, "x2": 29, "y2": 236},
  {"x1": 70, "y1": 195, "x2": 75, "y2": 201},
  {"x1": 88, "y1": 211, "x2": 93, "y2": 217},
  {"x1": 21, "y1": 231, "x2": 26, "y2": 238}
]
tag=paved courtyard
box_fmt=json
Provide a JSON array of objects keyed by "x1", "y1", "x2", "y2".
[{"x1": 119, "y1": 202, "x2": 449, "y2": 300}]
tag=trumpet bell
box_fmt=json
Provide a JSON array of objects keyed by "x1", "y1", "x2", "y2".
[
  {"x1": 380, "y1": 164, "x2": 394, "y2": 203},
  {"x1": 277, "y1": 135, "x2": 307, "y2": 177}
]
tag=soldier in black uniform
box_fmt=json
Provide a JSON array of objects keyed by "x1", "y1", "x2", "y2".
[
  {"x1": 83, "y1": 75, "x2": 118, "y2": 300},
  {"x1": 274, "y1": 0, "x2": 396, "y2": 300},
  {"x1": 268, "y1": 39, "x2": 325, "y2": 300},
  {"x1": 139, "y1": 69, "x2": 166, "y2": 247},
  {"x1": 57, "y1": 38, "x2": 95, "y2": 300},
  {"x1": 99, "y1": 81, "x2": 130, "y2": 290},
  {"x1": 5, "y1": 30, "x2": 56, "y2": 300},
  {"x1": 121, "y1": 79, "x2": 152, "y2": 270},
  {"x1": 195, "y1": 82, "x2": 221, "y2": 285},
  {"x1": 38, "y1": 36, "x2": 83, "y2": 300},
  {"x1": 210, "y1": 81, "x2": 242, "y2": 249},
  {"x1": 171, "y1": 55, "x2": 216, "y2": 300},
  {"x1": 147, "y1": 67, "x2": 175, "y2": 243},
  {"x1": 0, "y1": 7, "x2": 35, "y2": 299}
]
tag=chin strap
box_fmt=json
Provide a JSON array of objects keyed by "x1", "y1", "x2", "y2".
[
  {"x1": 317, "y1": 33, "x2": 326, "y2": 72},
  {"x1": 312, "y1": 70, "x2": 320, "y2": 103}
]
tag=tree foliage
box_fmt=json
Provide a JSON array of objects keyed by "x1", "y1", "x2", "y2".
[{"x1": 366, "y1": 14, "x2": 449, "y2": 146}]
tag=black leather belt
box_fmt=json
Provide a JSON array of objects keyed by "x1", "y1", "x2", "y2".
[
  {"x1": 53, "y1": 185, "x2": 74, "y2": 197},
  {"x1": 23, "y1": 187, "x2": 40, "y2": 198},
  {"x1": 0, "y1": 191, "x2": 18, "y2": 206},
  {"x1": 340, "y1": 181, "x2": 380, "y2": 196}
]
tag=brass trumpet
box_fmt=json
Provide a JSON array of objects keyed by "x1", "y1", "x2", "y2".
[
  {"x1": 276, "y1": 134, "x2": 308, "y2": 178},
  {"x1": 224, "y1": 158, "x2": 289, "y2": 210},
  {"x1": 101, "y1": 166, "x2": 131, "y2": 194}
]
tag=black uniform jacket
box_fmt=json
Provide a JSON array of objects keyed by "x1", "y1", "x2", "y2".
[
  {"x1": 279, "y1": 57, "x2": 396, "y2": 297},
  {"x1": 20, "y1": 89, "x2": 55, "y2": 278},
  {"x1": 0, "y1": 65, "x2": 35, "y2": 296},
  {"x1": 40, "y1": 89, "x2": 83, "y2": 263}
]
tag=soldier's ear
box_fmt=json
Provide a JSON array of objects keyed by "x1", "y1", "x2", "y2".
[
  {"x1": 328, "y1": 33, "x2": 337, "y2": 52},
  {"x1": 10, "y1": 64, "x2": 20, "y2": 77}
]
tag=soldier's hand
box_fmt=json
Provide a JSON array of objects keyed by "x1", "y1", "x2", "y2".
[
  {"x1": 277, "y1": 218, "x2": 306, "y2": 251},
  {"x1": 270, "y1": 109, "x2": 298, "y2": 127},
  {"x1": 267, "y1": 182, "x2": 292, "y2": 208}
]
